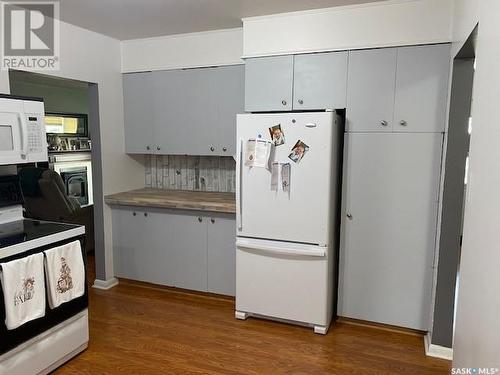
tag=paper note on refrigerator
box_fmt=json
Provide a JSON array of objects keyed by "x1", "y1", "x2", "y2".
[
  {"x1": 281, "y1": 163, "x2": 290, "y2": 192},
  {"x1": 270, "y1": 162, "x2": 291, "y2": 192},
  {"x1": 245, "y1": 139, "x2": 272, "y2": 168}
]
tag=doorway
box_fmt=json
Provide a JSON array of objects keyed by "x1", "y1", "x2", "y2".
[
  {"x1": 431, "y1": 27, "x2": 477, "y2": 349},
  {"x1": 8, "y1": 70, "x2": 105, "y2": 277}
]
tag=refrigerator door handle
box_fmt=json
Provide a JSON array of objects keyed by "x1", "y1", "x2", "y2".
[
  {"x1": 236, "y1": 138, "x2": 243, "y2": 231},
  {"x1": 236, "y1": 239, "x2": 326, "y2": 257}
]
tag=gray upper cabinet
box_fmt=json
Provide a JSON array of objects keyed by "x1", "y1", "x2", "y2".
[
  {"x1": 153, "y1": 68, "x2": 217, "y2": 155},
  {"x1": 123, "y1": 72, "x2": 155, "y2": 154},
  {"x1": 123, "y1": 65, "x2": 244, "y2": 156},
  {"x1": 245, "y1": 55, "x2": 294, "y2": 112},
  {"x1": 346, "y1": 44, "x2": 450, "y2": 133},
  {"x1": 293, "y1": 51, "x2": 348, "y2": 110},
  {"x1": 394, "y1": 44, "x2": 450, "y2": 133},
  {"x1": 212, "y1": 65, "x2": 245, "y2": 156},
  {"x1": 346, "y1": 48, "x2": 397, "y2": 132}
]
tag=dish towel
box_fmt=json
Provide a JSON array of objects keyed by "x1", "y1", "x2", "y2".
[
  {"x1": 44, "y1": 240, "x2": 85, "y2": 309},
  {"x1": 0, "y1": 253, "x2": 46, "y2": 330}
]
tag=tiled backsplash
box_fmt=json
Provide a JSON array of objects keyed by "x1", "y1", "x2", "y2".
[{"x1": 145, "y1": 155, "x2": 236, "y2": 193}]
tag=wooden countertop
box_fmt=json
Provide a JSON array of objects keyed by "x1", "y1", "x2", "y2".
[{"x1": 104, "y1": 188, "x2": 236, "y2": 214}]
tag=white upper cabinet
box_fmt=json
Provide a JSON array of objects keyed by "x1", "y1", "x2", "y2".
[
  {"x1": 394, "y1": 44, "x2": 450, "y2": 133},
  {"x1": 346, "y1": 48, "x2": 397, "y2": 132},
  {"x1": 245, "y1": 55, "x2": 294, "y2": 112},
  {"x1": 245, "y1": 52, "x2": 348, "y2": 112},
  {"x1": 293, "y1": 51, "x2": 348, "y2": 110},
  {"x1": 346, "y1": 44, "x2": 450, "y2": 133}
]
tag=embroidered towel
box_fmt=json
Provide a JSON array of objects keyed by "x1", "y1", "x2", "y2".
[
  {"x1": 44, "y1": 240, "x2": 85, "y2": 309},
  {"x1": 0, "y1": 253, "x2": 46, "y2": 330}
]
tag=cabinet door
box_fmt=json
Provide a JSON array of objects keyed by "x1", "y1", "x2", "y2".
[
  {"x1": 207, "y1": 215, "x2": 236, "y2": 296},
  {"x1": 338, "y1": 133, "x2": 442, "y2": 330},
  {"x1": 212, "y1": 65, "x2": 245, "y2": 156},
  {"x1": 394, "y1": 44, "x2": 450, "y2": 132},
  {"x1": 245, "y1": 56, "x2": 294, "y2": 112},
  {"x1": 293, "y1": 51, "x2": 348, "y2": 110},
  {"x1": 113, "y1": 207, "x2": 150, "y2": 281},
  {"x1": 346, "y1": 48, "x2": 397, "y2": 132},
  {"x1": 123, "y1": 73, "x2": 154, "y2": 154},
  {"x1": 153, "y1": 69, "x2": 217, "y2": 155},
  {"x1": 165, "y1": 212, "x2": 208, "y2": 292}
]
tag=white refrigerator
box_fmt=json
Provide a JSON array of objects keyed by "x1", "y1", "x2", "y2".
[{"x1": 235, "y1": 111, "x2": 343, "y2": 334}]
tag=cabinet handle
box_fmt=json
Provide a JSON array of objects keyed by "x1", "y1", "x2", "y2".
[
  {"x1": 146, "y1": 146, "x2": 150, "y2": 151},
  {"x1": 198, "y1": 217, "x2": 203, "y2": 223},
  {"x1": 298, "y1": 99, "x2": 304, "y2": 105},
  {"x1": 380, "y1": 120, "x2": 388, "y2": 127},
  {"x1": 222, "y1": 147, "x2": 227, "y2": 152},
  {"x1": 210, "y1": 218, "x2": 215, "y2": 224},
  {"x1": 281, "y1": 100, "x2": 287, "y2": 106},
  {"x1": 347, "y1": 213, "x2": 353, "y2": 220},
  {"x1": 144, "y1": 212, "x2": 148, "y2": 217},
  {"x1": 399, "y1": 120, "x2": 407, "y2": 126},
  {"x1": 156, "y1": 146, "x2": 161, "y2": 151},
  {"x1": 133, "y1": 212, "x2": 137, "y2": 216},
  {"x1": 210, "y1": 146, "x2": 215, "y2": 152}
]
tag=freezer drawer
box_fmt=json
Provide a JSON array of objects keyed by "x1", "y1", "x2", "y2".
[{"x1": 236, "y1": 239, "x2": 332, "y2": 327}]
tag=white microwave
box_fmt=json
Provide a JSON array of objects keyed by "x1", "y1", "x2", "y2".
[{"x1": 0, "y1": 95, "x2": 48, "y2": 165}]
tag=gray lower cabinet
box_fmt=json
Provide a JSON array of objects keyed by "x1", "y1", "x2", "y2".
[
  {"x1": 112, "y1": 206, "x2": 236, "y2": 296},
  {"x1": 338, "y1": 133, "x2": 443, "y2": 330},
  {"x1": 207, "y1": 215, "x2": 236, "y2": 296},
  {"x1": 123, "y1": 65, "x2": 244, "y2": 156}
]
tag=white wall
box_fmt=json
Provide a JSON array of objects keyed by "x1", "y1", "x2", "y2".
[
  {"x1": 121, "y1": 28, "x2": 243, "y2": 72},
  {"x1": 242, "y1": 0, "x2": 453, "y2": 57},
  {"x1": 451, "y1": 0, "x2": 500, "y2": 369},
  {"x1": 0, "y1": 20, "x2": 144, "y2": 282}
]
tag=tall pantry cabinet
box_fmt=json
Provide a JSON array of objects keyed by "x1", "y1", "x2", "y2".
[{"x1": 338, "y1": 44, "x2": 450, "y2": 330}]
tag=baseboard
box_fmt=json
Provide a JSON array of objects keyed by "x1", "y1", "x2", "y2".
[
  {"x1": 424, "y1": 333, "x2": 453, "y2": 360},
  {"x1": 92, "y1": 277, "x2": 119, "y2": 290}
]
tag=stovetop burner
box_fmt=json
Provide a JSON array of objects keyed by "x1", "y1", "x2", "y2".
[{"x1": 0, "y1": 219, "x2": 79, "y2": 250}]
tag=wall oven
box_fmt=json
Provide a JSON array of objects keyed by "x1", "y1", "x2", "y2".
[{"x1": 0, "y1": 95, "x2": 48, "y2": 165}]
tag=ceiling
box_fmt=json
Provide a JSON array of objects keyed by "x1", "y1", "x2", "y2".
[{"x1": 56, "y1": 0, "x2": 384, "y2": 40}]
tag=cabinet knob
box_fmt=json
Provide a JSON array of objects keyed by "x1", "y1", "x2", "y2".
[
  {"x1": 399, "y1": 120, "x2": 407, "y2": 126},
  {"x1": 347, "y1": 213, "x2": 353, "y2": 220},
  {"x1": 198, "y1": 217, "x2": 203, "y2": 223},
  {"x1": 222, "y1": 147, "x2": 227, "y2": 152},
  {"x1": 144, "y1": 212, "x2": 148, "y2": 217},
  {"x1": 146, "y1": 146, "x2": 150, "y2": 151},
  {"x1": 380, "y1": 120, "x2": 388, "y2": 127},
  {"x1": 298, "y1": 99, "x2": 304, "y2": 105},
  {"x1": 210, "y1": 218, "x2": 215, "y2": 224},
  {"x1": 210, "y1": 146, "x2": 215, "y2": 152},
  {"x1": 133, "y1": 212, "x2": 137, "y2": 216},
  {"x1": 157, "y1": 146, "x2": 161, "y2": 151},
  {"x1": 281, "y1": 100, "x2": 287, "y2": 106}
]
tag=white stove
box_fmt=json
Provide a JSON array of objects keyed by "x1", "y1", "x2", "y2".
[{"x1": 0, "y1": 175, "x2": 89, "y2": 374}]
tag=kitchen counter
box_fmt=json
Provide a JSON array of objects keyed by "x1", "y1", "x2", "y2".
[{"x1": 104, "y1": 188, "x2": 236, "y2": 214}]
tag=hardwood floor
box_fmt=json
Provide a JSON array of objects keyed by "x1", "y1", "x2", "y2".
[{"x1": 56, "y1": 256, "x2": 451, "y2": 374}]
